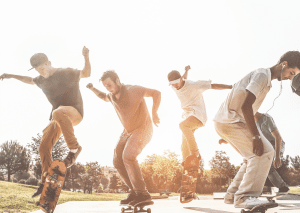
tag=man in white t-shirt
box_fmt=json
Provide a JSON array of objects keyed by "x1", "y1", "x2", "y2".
[
  {"x1": 168, "y1": 65, "x2": 232, "y2": 164},
  {"x1": 214, "y1": 51, "x2": 300, "y2": 209}
]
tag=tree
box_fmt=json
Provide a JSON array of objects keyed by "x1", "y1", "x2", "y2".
[
  {"x1": 0, "y1": 140, "x2": 31, "y2": 181},
  {"x1": 101, "y1": 176, "x2": 109, "y2": 190},
  {"x1": 77, "y1": 162, "x2": 102, "y2": 194},
  {"x1": 27, "y1": 133, "x2": 68, "y2": 163},
  {"x1": 209, "y1": 151, "x2": 236, "y2": 186},
  {"x1": 33, "y1": 161, "x2": 43, "y2": 180},
  {"x1": 109, "y1": 174, "x2": 119, "y2": 192},
  {"x1": 64, "y1": 163, "x2": 85, "y2": 192},
  {"x1": 14, "y1": 171, "x2": 30, "y2": 181}
]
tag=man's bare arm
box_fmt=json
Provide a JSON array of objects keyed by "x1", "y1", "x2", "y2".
[
  {"x1": 211, "y1": 84, "x2": 232, "y2": 90},
  {"x1": 0, "y1": 73, "x2": 35, "y2": 85},
  {"x1": 181, "y1": 65, "x2": 191, "y2": 80},
  {"x1": 241, "y1": 91, "x2": 263, "y2": 156},
  {"x1": 144, "y1": 88, "x2": 161, "y2": 127},
  {"x1": 86, "y1": 83, "x2": 109, "y2": 102},
  {"x1": 271, "y1": 130, "x2": 282, "y2": 168},
  {"x1": 80, "y1": 46, "x2": 91, "y2": 79}
]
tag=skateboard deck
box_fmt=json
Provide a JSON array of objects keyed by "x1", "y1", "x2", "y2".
[
  {"x1": 121, "y1": 200, "x2": 154, "y2": 213},
  {"x1": 260, "y1": 194, "x2": 283, "y2": 203},
  {"x1": 180, "y1": 155, "x2": 199, "y2": 203},
  {"x1": 37, "y1": 160, "x2": 67, "y2": 213},
  {"x1": 241, "y1": 202, "x2": 278, "y2": 213}
]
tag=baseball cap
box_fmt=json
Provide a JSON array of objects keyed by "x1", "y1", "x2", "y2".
[{"x1": 28, "y1": 53, "x2": 48, "y2": 71}]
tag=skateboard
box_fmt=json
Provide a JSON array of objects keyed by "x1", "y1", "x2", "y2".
[
  {"x1": 180, "y1": 155, "x2": 199, "y2": 203},
  {"x1": 37, "y1": 160, "x2": 67, "y2": 213},
  {"x1": 121, "y1": 200, "x2": 154, "y2": 213},
  {"x1": 260, "y1": 194, "x2": 283, "y2": 203},
  {"x1": 241, "y1": 202, "x2": 278, "y2": 213}
]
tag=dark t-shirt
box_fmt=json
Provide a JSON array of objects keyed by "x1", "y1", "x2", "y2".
[
  {"x1": 33, "y1": 68, "x2": 83, "y2": 120},
  {"x1": 108, "y1": 85, "x2": 152, "y2": 133}
]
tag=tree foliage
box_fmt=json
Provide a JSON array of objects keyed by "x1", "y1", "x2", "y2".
[
  {"x1": 77, "y1": 162, "x2": 102, "y2": 194},
  {"x1": 0, "y1": 140, "x2": 31, "y2": 181},
  {"x1": 109, "y1": 174, "x2": 119, "y2": 192}
]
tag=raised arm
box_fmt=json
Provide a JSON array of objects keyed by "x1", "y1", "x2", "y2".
[
  {"x1": 80, "y1": 46, "x2": 91, "y2": 78},
  {"x1": 0, "y1": 73, "x2": 35, "y2": 85},
  {"x1": 181, "y1": 65, "x2": 191, "y2": 80},
  {"x1": 271, "y1": 130, "x2": 282, "y2": 169},
  {"x1": 211, "y1": 84, "x2": 232, "y2": 90},
  {"x1": 86, "y1": 83, "x2": 109, "y2": 102},
  {"x1": 144, "y1": 88, "x2": 161, "y2": 127},
  {"x1": 241, "y1": 91, "x2": 263, "y2": 156}
]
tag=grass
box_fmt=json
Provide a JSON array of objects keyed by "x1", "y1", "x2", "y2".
[
  {"x1": 0, "y1": 181, "x2": 180, "y2": 213},
  {"x1": 0, "y1": 181, "x2": 128, "y2": 212},
  {"x1": 289, "y1": 186, "x2": 300, "y2": 195}
]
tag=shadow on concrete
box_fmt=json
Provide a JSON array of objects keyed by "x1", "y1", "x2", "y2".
[
  {"x1": 184, "y1": 207, "x2": 239, "y2": 213},
  {"x1": 278, "y1": 203, "x2": 300, "y2": 210}
]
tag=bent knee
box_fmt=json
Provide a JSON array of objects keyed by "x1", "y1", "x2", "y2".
[{"x1": 52, "y1": 109, "x2": 65, "y2": 121}]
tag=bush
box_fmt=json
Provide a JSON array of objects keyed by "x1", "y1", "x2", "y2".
[
  {"x1": 14, "y1": 172, "x2": 30, "y2": 181},
  {"x1": 26, "y1": 177, "x2": 38, "y2": 186},
  {"x1": 11, "y1": 178, "x2": 18, "y2": 183},
  {"x1": 18, "y1": 179, "x2": 26, "y2": 184}
]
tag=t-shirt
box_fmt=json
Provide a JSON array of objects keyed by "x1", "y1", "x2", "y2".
[
  {"x1": 291, "y1": 73, "x2": 300, "y2": 96},
  {"x1": 214, "y1": 68, "x2": 272, "y2": 124},
  {"x1": 33, "y1": 68, "x2": 83, "y2": 120},
  {"x1": 172, "y1": 80, "x2": 211, "y2": 125},
  {"x1": 108, "y1": 85, "x2": 152, "y2": 133},
  {"x1": 256, "y1": 113, "x2": 285, "y2": 153}
]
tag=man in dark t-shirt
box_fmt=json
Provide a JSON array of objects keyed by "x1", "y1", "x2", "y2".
[
  {"x1": 87, "y1": 70, "x2": 161, "y2": 206},
  {"x1": 0, "y1": 46, "x2": 91, "y2": 197}
]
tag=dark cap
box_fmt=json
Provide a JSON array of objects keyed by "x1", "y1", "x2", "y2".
[
  {"x1": 291, "y1": 73, "x2": 300, "y2": 96},
  {"x1": 28, "y1": 53, "x2": 48, "y2": 71}
]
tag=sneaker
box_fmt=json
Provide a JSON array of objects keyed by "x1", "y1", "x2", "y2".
[
  {"x1": 224, "y1": 193, "x2": 234, "y2": 204},
  {"x1": 32, "y1": 183, "x2": 44, "y2": 198},
  {"x1": 63, "y1": 146, "x2": 82, "y2": 168},
  {"x1": 120, "y1": 191, "x2": 137, "y2": 205},
  {"x1": 276, "y1": 186, "x2": 290, "y2": 196},
  {"x1": 128, "y1": 192, "x2": 152, "y2": 206},
  {"x1": 234, "y1": 197, "x2": 269, "y2": 209}
]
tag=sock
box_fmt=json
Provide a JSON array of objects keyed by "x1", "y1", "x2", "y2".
[{"x1": 70, "y1": 148, "x2": 78, "y2": 153}]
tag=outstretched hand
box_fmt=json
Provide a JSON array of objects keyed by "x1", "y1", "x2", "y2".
[
  {"x1": 0, "y1": 73, "x2": 10, "y2": 81},
  {"x1": 86, "y1": 83, "x2": 93, "y2": 89},
  {"x1": 185, "y1": 65, "x2": 191, "y2": 72},
  {"x1": 82, "y1": 46, "x2": 89, "y2": 57}
]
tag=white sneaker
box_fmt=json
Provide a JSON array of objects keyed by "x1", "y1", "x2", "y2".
[
  {"x1": 224, "y1": 193, "x2": 234, "y2": 204},
  {"x1": 234, "y1": 197, "x2": 269, "y2": 209}
]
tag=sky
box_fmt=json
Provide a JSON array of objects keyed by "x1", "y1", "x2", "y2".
[{"x1": 1, "y1": 1, "x2": 300, "y2": 170}]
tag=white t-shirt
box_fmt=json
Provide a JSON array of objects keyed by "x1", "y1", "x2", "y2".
[
  {"x1": 173, "y1": 79, "x2": 211, "y2": 125},
  {"x1": 214, "y1": 68, "x2": 272, "y2": 124}
]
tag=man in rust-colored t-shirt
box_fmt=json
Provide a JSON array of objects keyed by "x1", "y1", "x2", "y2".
[{"x1": 87, "y1": 70, "x2": 161, "y2": 206}]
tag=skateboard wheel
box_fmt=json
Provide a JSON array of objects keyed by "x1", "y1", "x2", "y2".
[
  {"x1": 121, "y1": 207, "x2": 125, "y2": 213},
  {"x1": 241, "y1": 209, "x2": 245, "y2": 213},
  {"x1": 147, "y1": 208, "x2": 151, "y2": 213},
  {"x1": 133, "y1": 206, "x2": 138, "y2": 213}
]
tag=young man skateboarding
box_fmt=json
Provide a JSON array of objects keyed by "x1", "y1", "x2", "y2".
[
  {"x1": 220, "y1": 112, "x2": 290, "y2": 195},
  {"x1": 87, "y1": 70, "x2": 161, "y2": 205},
  {"x1": 254, "y1": 112, "x2": 289, "y2": 195},
  {"x1": 214, "y1": 51, "x2": 300, "y2": 209},
  {"x1": 0, "y1": 46, "x2": 91, "y2": 197},
  {"x1": 167, "y1": 65, "x2": 232, "y2": 164}
]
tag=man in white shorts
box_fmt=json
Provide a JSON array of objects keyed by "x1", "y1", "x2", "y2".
[{"x1": 214, "y1": 51, "x2": 300, "y2": 209}]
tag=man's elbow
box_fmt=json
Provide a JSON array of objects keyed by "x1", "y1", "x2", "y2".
[{"x1": 155, "y1": 90, "x2": 161, "y2": 99}]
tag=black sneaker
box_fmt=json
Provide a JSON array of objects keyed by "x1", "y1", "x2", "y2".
[
  {"x1": 32, "y1": 183, "x2": 44, "y2": 198},
  {"x1": 120, "y1": 191, "x2": 137, "y2": 205},
  {"x1": 277, "y1": 186, "x2": 290, "y2": 196},
  {"x1": 128, "y1": 192, "x2": 152, "y2": 206},
  {"x1": 63, "y1": 146, "x2": 82, "y2": 168}
]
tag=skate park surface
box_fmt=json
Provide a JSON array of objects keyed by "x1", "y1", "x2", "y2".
[{"x1": 31, "y1": 193, "x2": 300, "y2": 213}]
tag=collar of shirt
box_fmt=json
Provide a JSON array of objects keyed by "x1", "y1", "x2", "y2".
[{"x1": 266, "y1": 68, "x2": 272, "y2": 87}]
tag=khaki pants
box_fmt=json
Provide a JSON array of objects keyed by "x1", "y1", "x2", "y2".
[
  {"x1": 39, "y1": 106, "x2": 82, "y2": 179},
  {"x1": 214, "y1": 121, "x2": 274, "y2": 203},
  {"x1": 179, "y1": 116, "x2": 203, "y2": 161}
]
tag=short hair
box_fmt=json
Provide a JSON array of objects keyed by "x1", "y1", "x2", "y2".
[
  {"x1": 100, "y1": 70, "x2": 119, "y2": 82},
  {"x1": 167, "y1": 70, "x2": 181, "y2": 82},
  {"x1": 278, "y1": 51, "x2": 300, "y2": 69}
]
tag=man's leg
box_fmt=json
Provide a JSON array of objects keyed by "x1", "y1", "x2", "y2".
[
  {"x1": 113, "y1": 130, "x2": 135, "y2": 202},
  {"x1": 214, "y1": 121, "x2": 274, "y2": 208},
  {"x1": 123, "y1": 122, "x2": 153, "y2": 205},
  {"x1": 179, "y1": 116, "x2": 203, "y2": 160},
  {"x1": 32, "y1": 121, "x2": 62, "y2": 197},
  {"x1": 268, "y1": 163, "x2": 290, "y2": 194},
  {"x1": 52, "y1": 106, "x2": 83, "y2": 168}
]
